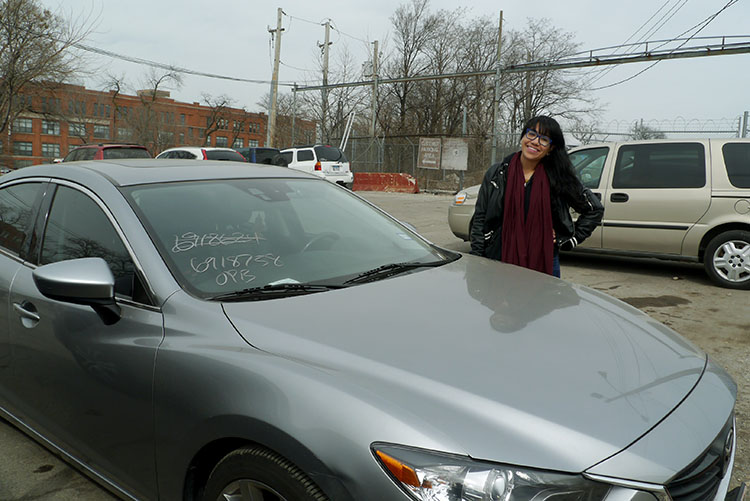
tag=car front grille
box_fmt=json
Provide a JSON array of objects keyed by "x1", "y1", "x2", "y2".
[{"x1": 666, "y1": 415, "x2": 734, "y2": 501}]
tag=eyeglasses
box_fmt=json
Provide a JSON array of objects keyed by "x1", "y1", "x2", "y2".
[{"x1": 524, "y1": 128, "x2": 552, "y2": 148}]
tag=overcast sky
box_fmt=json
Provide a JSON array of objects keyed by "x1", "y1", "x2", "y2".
[{"x1": 41, "y1": 0, "x2": 750, "y2": 134}]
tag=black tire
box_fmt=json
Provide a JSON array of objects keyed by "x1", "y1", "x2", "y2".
[
  {"x1": 202, "y1": 446, "x2": 329, "y2": 501},
  {"x1": 703, "y1": 230, "x2": 750, "y2": 290}
]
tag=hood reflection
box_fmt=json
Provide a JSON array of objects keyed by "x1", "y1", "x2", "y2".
[{"x1": 465, "y1": 259, "x2": 580, "y2": 333}]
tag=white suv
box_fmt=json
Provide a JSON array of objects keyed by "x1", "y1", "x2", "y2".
[{"x1": 279, "y1": 145, "x2": 354, "y2": 188}]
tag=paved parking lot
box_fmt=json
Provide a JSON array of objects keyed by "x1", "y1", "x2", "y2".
[{"x1": 1, "y1": 189, "x2": 747, "y2": 499}]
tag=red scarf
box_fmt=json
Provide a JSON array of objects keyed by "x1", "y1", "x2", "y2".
[{"x1": 501, "y1": 153, "x2": 554, "y2": 275}]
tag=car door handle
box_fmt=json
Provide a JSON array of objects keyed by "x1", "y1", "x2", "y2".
[
  {"x1": 13, "y1": 302, "x2": 41, "y2": 322},
  {"x1": 610, "y1": 193, "x2": 629, "y2": 203}
]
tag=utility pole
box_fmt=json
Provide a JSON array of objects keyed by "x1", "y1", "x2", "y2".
[
  {"x1": 370, "y1": 40, "x2": 379, "y2": 138},
  {"x1": 490, "y1": 11, "x2": 503, "y2": 165},
  {"x1": 267, "y1": 7, "x2": 283, "y2": 147},
  {"x1": 743, "y1": 111, "x2": 749, "y2": 138},
  {"x1": 320, "y1": 20, "x2": 332, "y2": 143}
]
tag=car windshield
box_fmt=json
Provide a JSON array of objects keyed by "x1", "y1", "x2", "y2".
[
  {"x1": 123, "y1": 178, "x2": 452, "y2": 299},
  {"x1": 103, "y1": 147, "x2": 151, "y2": 159},
  {"x1": 314, "y1": 145, "x2": 347, "y2": 162},
  {"x1": 206, "y1": 150, "x2": 246, "y2": 162}
]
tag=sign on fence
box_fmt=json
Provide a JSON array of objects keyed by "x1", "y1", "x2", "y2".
[
  {"x1": 417, "y1": 138, "x2": 441, "y2": 170},
  {"x1": 441, "y1": 138, "x2": 468, "y2": 171}
]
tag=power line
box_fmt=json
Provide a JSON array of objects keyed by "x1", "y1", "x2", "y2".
[
  {"x1": 589, "y1": 0, "x2": 739, "y2": 90},
  {"x1": 72, "y1": 42, "x2": 297, "y2": 87}
]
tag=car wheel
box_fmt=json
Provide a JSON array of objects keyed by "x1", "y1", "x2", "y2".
[
  {"x1": 202, "y1": 446, "x2": 329, "y2": 501},
  {"x1": 703, "y1": 230, "x2": 750, "y2": 289}
]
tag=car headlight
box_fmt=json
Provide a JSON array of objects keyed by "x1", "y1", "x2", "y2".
[
  {"x1": 454, "y1": 191, "x2": 468, "y2": 205},
  {"x1": 373, "y1": 444, "x2": 611, "y2": 500}
]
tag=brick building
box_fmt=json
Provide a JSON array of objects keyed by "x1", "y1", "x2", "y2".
[{"x1": 1, "y1": 82, "x2": 316, "y2": 168}]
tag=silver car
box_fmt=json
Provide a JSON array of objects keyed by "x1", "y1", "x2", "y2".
[{"x1": 0, "y1": 159, "x2": 744, "y2": 500}]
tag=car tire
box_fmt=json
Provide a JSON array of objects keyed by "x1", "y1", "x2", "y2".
[
  {"x1": 202, "y1": 446, "x2": 329, "y2": 501},
  {"x1": 703, "y1": 230, "x2": 750, "y2": 290}
]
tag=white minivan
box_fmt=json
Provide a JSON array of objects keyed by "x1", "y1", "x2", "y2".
[{"x1": 279, "y1": 144, "x2": 354, "y2": 188}]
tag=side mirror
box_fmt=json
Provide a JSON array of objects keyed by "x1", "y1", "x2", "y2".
[{"x1": 32, "y1": 257, "x2": 121, "y2": 325}]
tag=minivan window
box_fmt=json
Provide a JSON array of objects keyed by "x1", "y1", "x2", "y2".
[
  {"x1": 722, "y1": 143, "x2": 750, "y2": 188},
  {"x1": 297, "y1": 150, "x2": 314, "y2": 162},
  {"x1": 569, "y1": 147, "x2": 608, "y2": 189},
  {"x1": 315, "y1": 145, "x2": 347, "y2": 162},
  {"x1": 612, "y1": 143, "x2": 705, "y2": 189}
]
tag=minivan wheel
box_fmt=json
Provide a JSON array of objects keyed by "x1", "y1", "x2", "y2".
[
  {"x1": 202, "y1": 446, "x2": 329, "y2": 501},
  {"x1": 703, "y1": 230, "x2": 750, "y2": 289}
]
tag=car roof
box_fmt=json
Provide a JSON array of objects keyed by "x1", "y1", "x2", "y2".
[
  {"x1": 1, "y1": 159, "x2": 313, "y2": 187},
  {"x1": 71, "y1": 143, "x2": 148, "y2": 149},
  {"x1": 160, "y1": 146, "x2": 237, "y2": 153}
]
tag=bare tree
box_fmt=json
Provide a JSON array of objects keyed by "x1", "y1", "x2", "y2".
[
  {"x1": 103, "y1": 69, "x2": 182, "y2": 153},
  {"x1": 202, "y1": 93, "x2": 233, "y2": 146},
  {"x1": 0, "y1": 0, "x2": 92, "y2": 136},
  {"x1": 499, "y1": 18, "x2": 599, "y2": 136},
  {"x1": 383, "y1": 0, "x2": 440, "y2": 133}
]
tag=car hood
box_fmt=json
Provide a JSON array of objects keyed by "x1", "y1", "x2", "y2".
[{"x1": 222, "y1": 254, "x2": 706, "y2": 473}]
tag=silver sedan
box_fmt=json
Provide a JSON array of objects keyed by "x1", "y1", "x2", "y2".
[{"x1": 0, "y1": 160, "x2": 744, "y2": 500}]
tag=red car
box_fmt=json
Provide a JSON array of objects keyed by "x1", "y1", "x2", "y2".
[{"x1": 62, "y1": 144, "x2": 152, "y2": 162}]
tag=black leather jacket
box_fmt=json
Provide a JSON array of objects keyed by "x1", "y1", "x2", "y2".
[{"x1": 469, "y1": 153, "x2": 604, "y2": 257}]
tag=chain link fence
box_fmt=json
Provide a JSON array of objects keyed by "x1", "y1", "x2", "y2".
[{"x1": 339, "y1": 116, "x2": 748, "y2": 193}]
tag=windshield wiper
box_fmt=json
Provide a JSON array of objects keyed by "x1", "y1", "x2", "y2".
[
  {"x1": 208, "y1": 283, "x2": 345, "y2": 302},
  {"x1": 343, "y1": 260, "x2": 449, "y2": 285}
]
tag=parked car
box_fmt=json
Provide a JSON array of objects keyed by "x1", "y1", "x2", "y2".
[
  {"x1": 234, "y1": 146, "x2": 286, "y2": 165},
  {"x1": 449, "y1": 139, "x2": 750, "y2": 289},
  {"x1": 156, "y1": 146, "x2": 246, "y2": 162},
  {"x1": 62, "y1": 143, "x2": 151, "y2": 161},
  {"x1": 0, "y1": 160, "x2": 744, "y2": 500},
  {"x1": 279, "y1": 144, "x2": 354, "y2": 188}
]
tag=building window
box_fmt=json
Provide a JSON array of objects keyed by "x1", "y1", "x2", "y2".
[
  {"x1": 93, "y1": 124, "x2": 109, "y2": 139},
  {"x1": 14, "y1": 142, "x2": 33, "y2": 156},
  {"x1": 179, "y1": 133, "x2": 185, "y2": 144},
  {"x1": 248, "y1": 139, "x2": 259, "y2": 147},
  {"x1": 13, "y1": 118, "x2": 33, "y2": 133},
  {"x1": 42, "y1": 143, "x2": 61, "y2": 158},
  {"x1": 180, "y1": 114, "x2": 186, "y2": 125},
  {"x1": 216, "y1": 136, "x2": 228, "y2": 147},
  {"x1": 233, "y1": 138, "x2": 244, "y2": 148},
  {"x1": 41, "y1": 97, "x2": 61, "y2": 113},
  {"x1": 41, "y1": 120, "x2": 60, "y2": 135},
  {"x1": 69, "y1": 122, "x2": 87, "y2": 136},
  {"x1": 205, "y1": 135, "x2": 211, "y2": 145},
  {"x1": 188, "y1": 127, "x2": 194, "y2": 138}
]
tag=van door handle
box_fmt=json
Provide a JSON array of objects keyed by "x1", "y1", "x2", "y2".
[{"x1": 610, "y1": 193, "x2": 629, "y2": 203}]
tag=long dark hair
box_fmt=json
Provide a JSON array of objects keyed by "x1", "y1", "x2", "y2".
[{"x1": 521, "y1": 116, "x2": 581, "y2": 197}]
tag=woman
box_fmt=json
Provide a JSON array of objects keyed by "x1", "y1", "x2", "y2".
[{"x1": 469, "y1": 116, "x2": 603, "y2": 277}]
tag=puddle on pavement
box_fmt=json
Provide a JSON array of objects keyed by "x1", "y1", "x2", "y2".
[{"x1": 621, "y1": 295, "x2": 691, "y2": 308}]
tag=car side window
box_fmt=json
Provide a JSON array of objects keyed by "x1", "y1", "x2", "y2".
[
  {"x1": 297, "y1": 150, "x2": 314, "y2": 162},
  {"x1": 79, "y1": 148, "x2": 96, "y2": 161},
  {"x1": 612, "y1": 143, "x2": 706, "y2": 189},
  {"x1": 280, "y1": 152, "x2": 293, "y2": 164},
  {"x1": 0, "y1": 183, "x2": 42, "y2": 256},
  {"x1": 722, "y1": 143, "x2": 750, "y2": 188},
  {"x1": 569, "y1": 147, "x2": 609, "y2": 189},
  {"x1": 39, "y1": 186, "x2": 143, "y2": 301}
]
